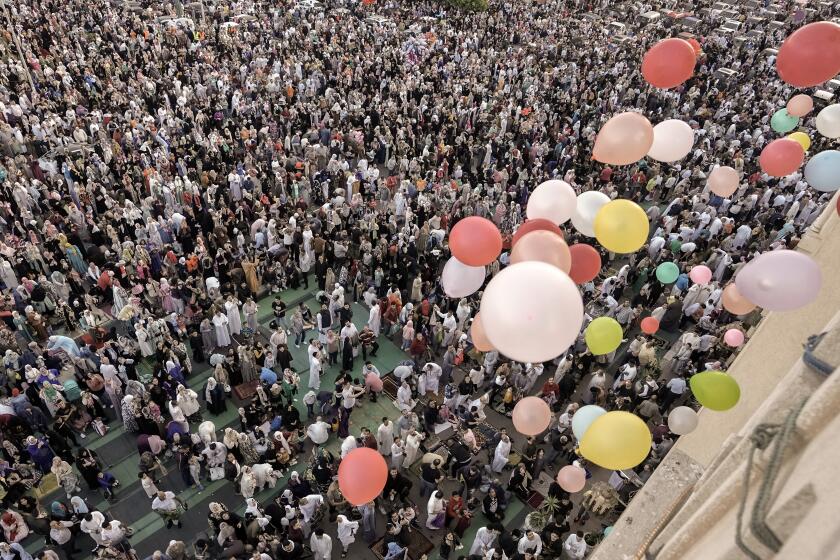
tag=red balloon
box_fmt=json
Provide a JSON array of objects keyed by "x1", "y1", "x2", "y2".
[
  {"x1": 641, "y1": 38, "x2": 696, "y2": 89},
  {"x1": 338, "y1": 448, "x2": 388, "y2": 506},
  {"x1": 687, "y1": 38, "x2": 702, "y2": 56},
  {"x1": 449, "y1": 217, "x2": 502, "y2": 267},
  {"x1": 759, "y1": 139, "x2": 805, "y2": 177},
  {"x1": 777, "y1": 22, "x2": 840, "y2": 87},
  {"x1": 512, "y1": 219, "x2": 564, "y2": 247},
  {"x1": 568, "y1": 244, "x2": 601, "y2": 284},
  {"x1": 640, "y1": 316, "x2": 659, "y2": 334},
  {"x1": 836, "y1": 194, "x2": 840, "y2": 216}
]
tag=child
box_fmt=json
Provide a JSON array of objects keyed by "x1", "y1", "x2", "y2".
[
  {"x1": 189, "y1": 455, "x2": 204, "y2": 492},
  {"x1": 139, "y1": 472, "x2": 159, "y2": 499},
  {"x1": 97, "y1": 471, "x2": 119, "y2": 500}
]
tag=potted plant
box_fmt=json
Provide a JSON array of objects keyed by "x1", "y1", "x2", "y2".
[{"x1": 524, "y1": 495, "x2": 561, "y2": 532}]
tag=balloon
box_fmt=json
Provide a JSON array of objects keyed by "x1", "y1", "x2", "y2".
[
  {"x1": 641, "y1": 38, "x2": 696, "y2": 89},
  {"x1": 787, "y1": 94, "x2": 814, "y2": 117},
  {"x1": 480, "y1": 262, "x2": 584, "y2": 363},
  {"x1": 470, "y1": 312, "x2": 494, "y2": 352},
  {"x1": 604, "y1": 526, "x2": 614, "y2": 537},
  {"x1": 526, "y1": 180, "x2": 577, "y2": 225},
  {"x1": 584, "y1": 317, "x2": 623, "y2": 355},
  {"x1": 510, "y1": 230, "x2": 572, "y2": 273},
  {"x1": 449, "y1": 216, "x2": 502, "y2": 266},
  {"x1": 512, "y1": 219, "x2": 564, "y2": 247},
  {"x1": 707, "y1": 166, "x2": 740, "y2": 197},
  {"x1": 770, "y1": 108, "x2": 800, "y2": 133},
  {"x1": 655, "y1": 262, "x2": 680, "y2": 284},
  {"x1": 816, "y1": 104, "x2": 840, "y2": 139},
  {"x1": 512, "y1": 396, "x2": 552, "y2": 436},
  {"x1": 640, "y1": 316, "x2": 659, "y2": 335},
  {"x1": 579, "y1": 411, "x2": 652, "y2": 470},
  {"x1": 441, "y1": 257, "x2": 486, "y2": 298},
  {"x1": 647, "y1": 119, "x2": 694, "y2": 162},
  {"x1": 735, "y1": 250, "x2": 822, "y2": 311},
  {"x1": 571, "y1": 191, "x2": 611, "y2": 237},
  {"x1": 759, "y1": 139, "x2": 805, "y2": 177},
  {"x1": 338, "y1": 447, "x2": 388, "y2": 505},
  {"x1": 687, "y1": 38, "x2": 702, "y2": 55},
  {"x1": 804, "y1": 150, "x2": 840, "y2": 191},
  {"x1": 593, "y1": 200, "x2": 649, "y2": 254},
  {"x1": 689, "y1": 265, "x2": 712, "y2": 285},
  {"x1": 689, "y1": 371, "x2": 740, "y2": 412},
  {"x1": 722, "y1": 283, "x2": 757, "y2": 315},
  {"x1": 667, "y1": 406, "x2": 699, "y2": 435},
  {"x1": 593, "y1": 112, "x2": 654, "y2": 166},
  {"x1": 787, "y1": 131, "x2": 811, "y2": 152},
  {"x1": 567, "y1": 244, "x2": 602, "y2": 284},
  {"x1": 556, "y1": 465, "x2": 587, "y2": 493},
  {"x1": 776, "y1": 22, "x2": 840, "y2": 87},
  {"x1": 724, "y1": 328, "x2": 745, "y2": 347},
  {"x1": 571, "y1": 405, "x2": 607, "y2": 440}
]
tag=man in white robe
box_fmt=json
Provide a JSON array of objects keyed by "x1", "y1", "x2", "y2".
[
  {"x1": 310, "y1": 529, "x2": 332, "y2": 560},
  {"x1": 469, "y1": 526, "x2": 499, "y2": 556},
  {"x1": 377, "y1": 418, "x2": 394, "y2": 456},
  {"x1": 491, "y1": 434, "x2": 511, "y2": 472}
]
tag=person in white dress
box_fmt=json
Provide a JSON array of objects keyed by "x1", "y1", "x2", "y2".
[
  {"x1": 469, "y1": 526, "x2": 499, "y2": 556},
  {"x1": 308, "y1": 352, "x2": 323, "y2": 391},
  {"x1": 395, "y1": 381, "x2": 416, "y2": 412},
  {"x1": 336, "y1": 515, "x2": 359, "y2": 557},
  {"x1": 212, "y1": 311, "x2": 231, "y2": 347},
  {"x1": 377, "y1": 418, "x2": 394, "y2": 456},
  {"x1": 391, "y1": 436, "x2": 405, "y2": 469},
  {"x1": 368, "y1": 303, "x2": 381, "y2": 336},
  {"x1": 491, "y1": 434, "x2": 511, "y2": 473},
  {"x1": 225, "y1": 296, "x2": 242, "y2": 336},
  {"x1": 403, "y1": 430, "x2": 424, "y2": 467},
  {"x1": 420, "y1": 363, "x2": 442, "y2": 395},
  {"x1": 310, "y1": 529, "x2": 332, "y2": 560},
  {"x1": 340, "y1": 435, "x2": 357, "y2": 458},
  {"x1": 135, "y1": 322, "x2": 154, "y2": 357}
]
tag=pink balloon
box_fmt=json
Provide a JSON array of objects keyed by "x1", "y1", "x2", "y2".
[
  {"x1": 707, "y1": 166, "x2": 740, "y2": 197},
  {"x1": 510, "y1": 230, "x2": 572, "y2": 273},
  {"x1": 556, "y1": 465, "x2": 586, "y2": 493},
  {"x1": 760, "y1": 139, "x2": 805, "y2": 177},
  {"x1": 787, "y1": 94, "x2": 814, "y2": 117},
  {"x1": 689, "y1": 265, "x2": 712, "y2": 285},
  {"x1": 724, "y1": 328, "x2": 745, "y2": 347},
  {"x1": 511, "y1": 397, "x2": 552, "y2": 436},
  {"x1": 593, "y1": 112, "x2": 654, "y2": 166},
  {"x1": 735, "y1": 250, "x2": 822, "y2": 311}
]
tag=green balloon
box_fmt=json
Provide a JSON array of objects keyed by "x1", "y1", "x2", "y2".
[
  {"x1": 655, "y1": 261, "x2": 680, "y2": 284},
  {"x1": 689, "y1": 371, "x2": 740, "y2": 411},
  {"x1": 771, "y1": 109, "x2": 799, "y2": 134},
  {"x1": 584, "y1": 317, "x2": 623, "y2": 355},
  {"x1": 604, "y1": 526, "x2": 614, "y2": 537}
]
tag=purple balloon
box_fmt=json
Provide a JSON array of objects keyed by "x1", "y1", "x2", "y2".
[{"x1": 735, "y1": 250, "x2": 821, "y2": 311}]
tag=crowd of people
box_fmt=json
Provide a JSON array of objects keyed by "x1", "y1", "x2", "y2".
[{"x1": 0, "y1": 0, "x2": 834, "y2": 557}]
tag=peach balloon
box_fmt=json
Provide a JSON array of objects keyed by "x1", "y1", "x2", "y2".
[
  {"x1": 722, "y1": 283, "x2": 757, "y2": 315},
  {"x1": 641, "y1": 38, "x2": 697, "y2": 89},
  {"x1": 511, "y1": 396, "x2": 552, "y2": 436},
  {"x1": 556, "y1": 465, "x2": 587, "y2": 493},
  {"x1": 338, "y1": 448, "x2": 388, "y2": 506},
  {"x1": 707, "y1": 166, "x2": 740, "y2": 197},
  {"x1": 787, "y1": 94, "x2": 814, "y2": 117},
  {"x1": 510, "y1": 230, "x2": 572, "y2": 273},
  {"x1": 470, "y1": 313, "x2": 494, "y2": 352},
  {"x1": 593, "y1": 112, "x2": 654, "y2": 166}
]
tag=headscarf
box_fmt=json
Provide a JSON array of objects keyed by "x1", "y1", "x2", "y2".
[{"x1": 70, "y1": 496, "x2": 89, "y2": 514}]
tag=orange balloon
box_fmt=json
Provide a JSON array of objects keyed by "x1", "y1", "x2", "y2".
[
  {"x1": 641, "y1": 38, "x2": 696, "y2": 89},
  {"x1": 338, "y1": 448, "x2": 388, "y2": 506},
  {"x1": 593, "y1": 112, "x2": 654, "y2": 166},
  {"x1": 449, "y1": 217, "x2": 502, "y2": 267},
  {"x1": 568, "y1": 244, "x2": 601, "y2": 284},
  {"x1": 512, "y1": 219, "x2": 564, "y2": 247},
  {"x1": 787, "y1": 94, "x2": 814, "y2": 118},
  {"x1": 759, "y1": 139, "x2": 805, "y2": 177},
  {"x1": 722, "y1": 283, "x2": 757, "y2": 315},
  {"x1": 512, "y1": 396, "x2": 552, "y2": 436},
  {"x1": 640, "y1": 316, "x2": 659, "y2": 334},
  {"x1": 470, "y1": 312, "x2": 494, "y2": 352},
  {"x1": 510, "y1": 230, "x2": 572, "y2": 273},
  {"x1": 777, "y1": 22, "x2": 840, "y2": 87}
]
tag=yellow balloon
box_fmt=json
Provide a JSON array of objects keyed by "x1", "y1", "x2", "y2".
[
  {"x1": 579, "y1": 411, "x2": 652, "y2": 470},
  {"x1": 593, "y1": 199, "x2": 649, "y2": 254},
  {"x1": 787, "y1": 131, "x2": 811, "y2": 152}
]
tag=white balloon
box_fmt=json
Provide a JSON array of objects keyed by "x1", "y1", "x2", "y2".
[
  {"x1": 816, "y1": 104, "x2": 840, "y2": 139},
  {"x1": 571, "y1": 191, "x2": 610, "y2": 237},
  {"x1": 441, "y1": 257, "x2": 486, "y2": 298},
  {"x1": 647, "y1": 119, "x2": 695, "y2": 162},
  {"x1": 667, "y1": 406, "x2": 699, "y2": 435},
  {"x1": 526, "y1": 180, "x2": 577, "y2": 225},
  {"x1": 480, "y1": 261, "x2": 583, "y2": 363}
]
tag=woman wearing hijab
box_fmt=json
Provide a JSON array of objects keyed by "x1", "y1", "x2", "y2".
[
  {"x1": 120, "y1": 395, "x2": 139, "y2": 432},
  {"x1": 336, "y1": 514, "x2": 360, "y2": 558},
  {"x1": 75, "y1": 449, "x2": 102, "y2": 490},
  {"x1": 50, "y1": 457, "x2": 81, "y2": 499},
  {"x1": 205, "y1": 377, "x2": 227, "y2": 415}
]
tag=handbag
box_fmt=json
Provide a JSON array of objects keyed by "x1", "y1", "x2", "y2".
[{"x1": 209, "y1": 466, "x2": 225, "y2": 481}]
